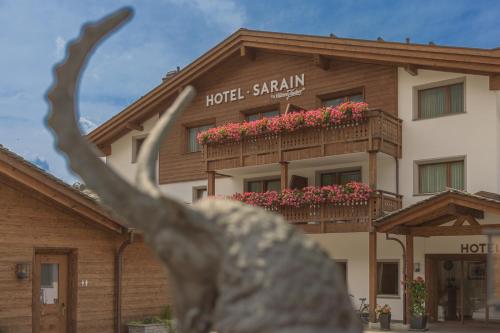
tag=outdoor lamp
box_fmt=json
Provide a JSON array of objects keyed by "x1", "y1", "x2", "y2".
[
  {"x1": 414, "y1": 262, "x2": 421, "y2": 273},
  {"x1": 15, "y1": 262, "x2": 31, "y2": 280}
]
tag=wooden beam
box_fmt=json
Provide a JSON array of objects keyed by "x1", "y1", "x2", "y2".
[
  {"x1": 369, "y1": 231, "x2": 377, "y2": 323},
  {"x1": 405, "y1": 235, "x2": 414, "y2": 324},
  {"x1": 368, "y1": 152, "x2": 377, "y2": 190},
  {"x1": 240, "y1": 45, "x2": 256, "y2": 61},
  {"x1": 404, "y1": 64, "x2": 418, "y2": 76},
  {"x1": 280, "y1": 161, "x2": 289, "y2": 191},
  {"x1": 406, "y1": 203, "x2": 483, "y2": 226},
  {"x1": 125, "y1": 122, "x2": 144, "y2": 131},
  {"x1": 409, "y1": 224, "x2": 500, "y2": 237},
  {"x1": 96, "y1": 145, "x2": 111, "y2": 157},
  {"x1": 313, "y1": 54, "x2": 330, "y2": 70},
  {"x1": 465, "y1": 215, "x2": 480, "y2": 226},
  {"x1": 207, "y1": 171, "x2": 216, "y2": 196},
  {"x1": 490, "y1": 74, "x2": 500, "y2": 90},
  {"x1": 453, "y1": 215, "x2": 467, "y2": 226}
]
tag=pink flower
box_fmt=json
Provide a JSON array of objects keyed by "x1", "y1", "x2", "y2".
[
  {"x1": 229, "y1": 182, "x2": 372, "y2": 208},
  {"x1": 197, "y1": 101, "x2": 369, "y2": 145}
]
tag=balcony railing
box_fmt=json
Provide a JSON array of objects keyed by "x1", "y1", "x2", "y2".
[
  {"x1": 275, "y1": 190, "x2": 402, "y2": 233},
  {"x1": 203, "y1": 109, "x2": 402, "y2": 171}
]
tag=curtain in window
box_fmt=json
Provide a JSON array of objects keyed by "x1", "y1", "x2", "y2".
[
  {"x1": 189, "y1": 124, "x2": 214, "y2": 152},
  {"x1": 450, "y1": 83, "x2": 464, "y2": 114},
  {"x1": 420, "y1": 163, "x2": 447, "y2": 193},
  {"x1": 188, "y1": 128, "x2": 199, "y2": 152},
  {"x1": 450, "y1": 161, "x2": 464, "y2": 190},
  {"x1": 419, "y1": 86, "x2": 446, "y2": 118},
  {"x1": 339, "y1": 171, "x2": 362, "y2": 185}
]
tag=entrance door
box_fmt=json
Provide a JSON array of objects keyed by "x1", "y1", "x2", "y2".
[
  {"x1": 34, "y1": 254, "x2": 68, "y2": 333},
  {"x1": 427, "y1": 254, "x2": 488, "y2": 323}
]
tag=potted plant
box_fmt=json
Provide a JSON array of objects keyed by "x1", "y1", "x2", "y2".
[
  {"x1": 405, "y1": 277, "x2": 428, "y2": 331},
  {"x1": 127, "y1": 306, "x2": 176, "y2": 333},
  {"x1": 376, "y1": 304, "x2": 391, "y2": 331}
]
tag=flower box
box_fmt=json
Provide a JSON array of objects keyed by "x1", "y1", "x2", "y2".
[
  {"x1": 127, "y1": 323, "x2": 168, "y2": 333},
  {"x1": 198, "y1": 101, "x2": 369, "y2": 145}
]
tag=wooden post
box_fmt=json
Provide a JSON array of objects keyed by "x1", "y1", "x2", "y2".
[
  {"x1": 207, "y1": 171, "x2": 216, "y2": 196},
  {"x1": 280, "y1": 161, "x2": 289, "y2": 191},
  {"x1": 369, "y1": 151, "x2": 377, "y2": 190},
  {"x1": 369, "y1": 231, "x2": 377, "y2": 323},
  {"x1": 405, "y1": 235, "x2": 414, "y2": 324}
]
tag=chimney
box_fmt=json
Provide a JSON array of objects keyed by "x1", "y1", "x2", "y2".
[{"x1": 162, "y1": 66, "x2": 181, "y2": 82}]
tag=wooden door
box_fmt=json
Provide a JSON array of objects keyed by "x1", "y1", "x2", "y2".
[{"x1": 34, "y1": 254, "x2": 68, "y2": 333}]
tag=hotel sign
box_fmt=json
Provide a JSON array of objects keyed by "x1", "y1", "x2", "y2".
[{"x1": 206, "y1": 73, "x2": 305, "y2": 107}]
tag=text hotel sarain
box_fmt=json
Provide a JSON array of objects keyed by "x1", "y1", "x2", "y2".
[{"x1": 205, "y1": 73, "x2": 305, "y2": 107}]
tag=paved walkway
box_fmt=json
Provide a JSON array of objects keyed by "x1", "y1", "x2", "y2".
[{"x1": 365, "y1": 322, "x2": 500, "y2": 333}]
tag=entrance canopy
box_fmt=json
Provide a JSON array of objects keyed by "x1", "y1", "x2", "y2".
[{"x1": 375, "y1": 189, "x2": 500, "y2": 236}]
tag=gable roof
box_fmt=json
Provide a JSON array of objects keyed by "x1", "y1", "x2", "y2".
[
  {"x1": 0, "y1": 145, "x2": 124, "y2": 233},
  {"x1": 87, "y1": 29, "x2": 500, "y2": 149},
  {"x1": 375, "y1": 189, "x2": 500, "y2": 233}
]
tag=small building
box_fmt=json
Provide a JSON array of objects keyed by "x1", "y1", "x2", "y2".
[
  {"x1": 87, "y1": 29, "x2": 500, "y2": 325},
  {"x1": 0, "y1": 146, "x2": 170, "y2": 333}
]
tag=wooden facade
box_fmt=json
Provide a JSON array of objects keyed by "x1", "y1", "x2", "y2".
[
  {"x1": 157, "y1": 53, "x2": 398, "y2": 184},
  {"x1": 0, "y1": 149, "x2": 170, "y2": 333}
]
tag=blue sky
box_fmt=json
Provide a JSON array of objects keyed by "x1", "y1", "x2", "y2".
[{"x1": 1, "y1": 0, "x2": 499, "y2": 183}]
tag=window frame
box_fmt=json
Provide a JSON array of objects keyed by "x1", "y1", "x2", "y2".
[
  {"x1": 334, "y1": 259, "x2": 348, "y2": 287},
  {"x1": 184, "y1": 120, "x2": 216, "y2": 154},
  {"x1": 376, "y1": 260, "x2": 400, "y2": 299},
  {"x1": 192, "y1": 185, "x2": 208, "y2": 202},
  {"x1": 317, "y1": 87, "x2": 365, "y2": 107},
  {"x1": 413, "y1": 77, "x2": 466, "y2": 121},
  {"x1": 131, "y1": 134, "x2": 148, "y2": 164},
  {"x1": 244, "y1": 176, "x2": 281, "y2": 193},
  {"x1": 414, "y1": 156, "x2": 466, "y2": 195},
  {"x1": 241, "y1": 103, "x2": 281, "y2": 122},
  {"x1": 315, "y1": 167, "x2": 362, "y2": 187}
]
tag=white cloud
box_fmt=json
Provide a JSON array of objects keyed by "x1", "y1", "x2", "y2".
[
  {"x1": 55, "y1": 36, "x2": 66, "y2": 59},
  {"x1": 78, "y1": 116, "x2": 97, "y2": 134},
  {"x1": 167, "y1": 0, "x2": 246, "y2": 32}
]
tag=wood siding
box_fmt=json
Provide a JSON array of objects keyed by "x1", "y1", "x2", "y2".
[
  {"x1": 158, "y1": 51, "x2": 398, "y2": 184},
  {"x1": 0, "y1": 176, "x2": 169, "y2": 333}
]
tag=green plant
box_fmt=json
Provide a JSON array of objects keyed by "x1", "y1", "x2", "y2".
[
  {"x1": 128, "y1": 306, "x2": 176, "y2": 332},
  {"x1": 375, "y1": 304, "x2": 391, "y2": 316},
  {"x1": 405, "y1": 277, "x2": 428, "y2": 316}
]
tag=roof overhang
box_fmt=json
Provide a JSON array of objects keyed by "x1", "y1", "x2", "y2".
[
  {"x1": 376, "y1": 190, "x2": 500, "y2": 236},
  {"x1": 0, "y1": 146, "x2": 124, "y2": 233},
  {"x1": 87, "y1": 29, "x2": 500, "y2": 151}
]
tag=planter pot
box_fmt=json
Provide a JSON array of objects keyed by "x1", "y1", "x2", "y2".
[
  {"x1": 127, "y1": 323, "x2": 168, "y2": 333},
  {"x1": 379, "y1": 313, "x2": 391, "y2": 331},
  {"x1": 410, "y1": 315, "x2": 427, "y2": 331}
]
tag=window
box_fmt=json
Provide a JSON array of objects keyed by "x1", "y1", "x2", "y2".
[
  {"x1": 323, "y1": 93, "x2": 364, "y2": 107},
  {"x1": 335, "y1": 260, "x2": 348, "y2": 285},
  {"x1": 192, "y1": 186, "x2": 207, "y2": 202},
  {"x1": 132, "y1": 136, "x2": 147, "y2": 163},
  {"x1": 319, "y1": 168, "x2": 362, "y2": 186},
  {"x1": 246, "y1": 178, "x2": 281, "y2": 193},
  {"x1": 187, "y1": 124, "x2": 214, "y2": 153},
  {"x1": 418, "y1": 160, "x2": 464, "y2": 194},
  {"x1": 41, "y1": 263, "x2": 59, "y2": 304},
  {"x1": 417, "y1": 82, "x2": 464, "y2": 119},
  {"x1": 377, "y1": 261, "x2": 399, "y2": 297},
  {"x1": 245, "y1": 109, "x2": 280, "y2": 122}
]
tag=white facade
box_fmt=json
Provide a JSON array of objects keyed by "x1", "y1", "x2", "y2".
[{"x1": 105, "y1": 67, "x2": 500, "y2": 321}]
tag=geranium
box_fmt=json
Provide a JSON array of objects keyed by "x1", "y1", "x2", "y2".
[
  {"x1": 229, "y1": 182, "x2": 372, "y2": 208},
  {"x1": 403, "y1": 277, "x2": 427, "y2": 316},
  {"x1": 197, "y1": 101, "x2": 369, "y2": 145},
  {"x1": 375, "y1": 304, "x2": 392, "y2": 315}
]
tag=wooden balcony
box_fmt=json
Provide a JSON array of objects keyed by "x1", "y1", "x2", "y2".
[
  {"x1": 276, "y1": 190, "x2": 402, "y2": 233},
  {"x1": 203, "y1": 109, "x2": 402, "y2": 171}
]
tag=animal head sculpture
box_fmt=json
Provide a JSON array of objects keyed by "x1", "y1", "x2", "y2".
[{"x1": 46, "y1": 7, "x2": 361, "y2": 333}]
